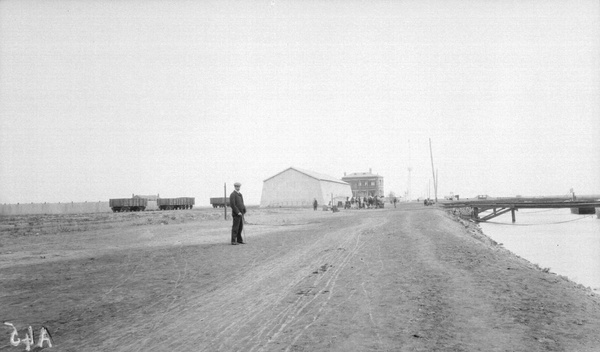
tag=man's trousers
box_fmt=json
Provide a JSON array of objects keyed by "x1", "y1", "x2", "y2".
[{"x1": 231, "y1": 215, "x2": 243, "y2": 243}]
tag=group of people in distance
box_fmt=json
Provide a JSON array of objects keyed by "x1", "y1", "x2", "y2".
[
  {"x1": 312, "y1": 195, "x2": 387, "y2": 211},
  {"x1": 344, "y1": 196, "x2": 386, "y2": 209}
]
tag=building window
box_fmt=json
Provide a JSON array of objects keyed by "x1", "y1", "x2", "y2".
[{"x1": 370, "y1": 181, "x2": 375, "y2": 186}]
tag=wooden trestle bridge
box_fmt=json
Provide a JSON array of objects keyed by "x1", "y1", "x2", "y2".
[{"x1": 442, "y1": 196, "x2": 600, "y2": 223}]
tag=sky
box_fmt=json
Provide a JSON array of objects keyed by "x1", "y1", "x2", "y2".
[{"x1": 1, "y1": 0, "x2": 598, "y2": 206}]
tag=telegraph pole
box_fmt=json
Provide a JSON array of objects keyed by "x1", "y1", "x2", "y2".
[
  {"x1": 429, "y1": 138, "x2": 438, "y2": 202},
  {"x1": 224, "y1": 183, "x2": 227, "y2": 220},
  {"x1": 407, "y1": 139, "x2": 412, "y2": 202},
  {"x1": 436, "y1": 168, "x2": 439, "y2": 202}
]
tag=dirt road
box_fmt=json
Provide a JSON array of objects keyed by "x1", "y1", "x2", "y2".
[{"x1": 2, "y1": 205, "x2": 600, "y2": 351}]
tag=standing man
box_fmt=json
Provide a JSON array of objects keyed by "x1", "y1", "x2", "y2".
[
  {"x1": 313, "y1": 198, "x2": 318, "y2": 211},
  {"x1": 230, "y1": 182, "x2": 246, "y2": 245}
]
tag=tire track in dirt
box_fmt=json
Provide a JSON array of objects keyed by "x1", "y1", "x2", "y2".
[
  {"x1": 268, "y1": 227, "x2": 371, "y2": 352},
  {"x1": 147, "y1": 249, "x2": 189, "y2": 333},
  {"x1": 104, "y1": 214, "x2": 381, "y2": 351},
  {"x1": 200, "y1": 216, "x2": 379, "y2": 351},
  {"x1": 102, "y1": 251, "x2": 139, "y2": 297},
  {"x1": 89, "y1": 245, "x2": 192, "y2": 350}
]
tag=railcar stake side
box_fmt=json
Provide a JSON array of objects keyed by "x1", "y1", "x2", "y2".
[
  {"x1": 109, "y1": 197, "x2": 195, "y2": 212},
  {"x1": 109, "y1": 198, "x2": 148, "y2": 212},
  {"x1": 157, "y1": 197, "x2": 195, "y2": 210},
  {"x1": 210, "y1": 197, "x2": 230, "y2": 208}
]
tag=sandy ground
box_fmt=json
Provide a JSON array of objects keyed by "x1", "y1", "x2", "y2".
[{"x1": 1, "y1": 204, "x2": 600, "y2": 351}]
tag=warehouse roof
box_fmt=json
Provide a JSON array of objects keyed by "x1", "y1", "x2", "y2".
[{"x1": 264, "y1": 167, "x2": 349, "y2": 185}]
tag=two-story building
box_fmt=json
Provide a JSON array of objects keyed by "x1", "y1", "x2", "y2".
[{"x1": 341, "y1": 168, "x2": 384, "y2": 198}]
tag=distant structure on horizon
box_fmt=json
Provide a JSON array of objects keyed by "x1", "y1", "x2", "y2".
[
  {"x1": 260, "y1": 167, "x2": 352, "y2": 208},
  {"x1": 132, "y1": 194, "x2": 159, "y2": 201},
  {"x1": 341, "y1": 168, "x2": 384, "y2": 198}
]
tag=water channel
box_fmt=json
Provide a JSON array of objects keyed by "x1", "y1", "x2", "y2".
[{"x1": 478, "y1": 208, "x2": 600, "y2": 293}]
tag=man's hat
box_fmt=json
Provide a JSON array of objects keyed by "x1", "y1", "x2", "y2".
[{"x1": 234, "y1": 182, "x2": 241, "y2": 186}]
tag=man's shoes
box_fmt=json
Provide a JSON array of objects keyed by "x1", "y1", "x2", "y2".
[
  {"x1": 231, "y1": 242, "x2": 238, "y2": 245},
  {"x1": 237, "y1": 241, "x2": 245, "y2": 244}
]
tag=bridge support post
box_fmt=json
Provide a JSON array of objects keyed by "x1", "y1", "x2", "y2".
[
  {"x1": 473, "y1": 207, "x2": 479, "y2": 220},
  {"x1": 511, "y1": 208, "x2": 516, "y2": 223}
]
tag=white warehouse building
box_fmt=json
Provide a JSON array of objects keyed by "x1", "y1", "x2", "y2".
[{"x1": 260, "y1": 167, "x2": 352, "y2": 208}]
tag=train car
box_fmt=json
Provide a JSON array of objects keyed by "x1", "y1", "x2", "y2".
[
  {"x1": 157, "y1": 197, "x2": 195, "y2": 210},
  {"x1": 210, "y1": 197, "x2": 230, "y2": 208},
  {"x1": 109, "y1": 198, "x2": 148, "y2": 212}
]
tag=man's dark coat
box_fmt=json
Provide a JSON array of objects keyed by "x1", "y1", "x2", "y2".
[{"x1": 230, "y1": 191, "x2": 246, "y2": 216}]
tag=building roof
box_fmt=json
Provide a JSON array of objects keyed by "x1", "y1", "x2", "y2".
[
  {"x1": 342, "y1": 172, "x2": 382, "y2": 179},
  {"x1": 264, "y1": 167, "x2": 349, "y2": 185}
]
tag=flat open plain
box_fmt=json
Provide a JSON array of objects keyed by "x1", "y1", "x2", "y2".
[{"x1": 1, "y1": 204, "x2": 600, "y2": 351}]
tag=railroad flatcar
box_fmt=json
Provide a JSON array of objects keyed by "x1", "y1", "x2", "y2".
[
  {"x1": 157, "y1": 197, "x2": 195, "y2": 210},
  {"x1": 109, "y1": 198, "x2": 148, "y2": 212},
  {"x1": 210, "y1": 197, "x2": 230, "y2": 208}
]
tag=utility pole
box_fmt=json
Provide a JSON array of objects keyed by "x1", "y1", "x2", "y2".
[
  {"x1": 407, "y1": 139, "x2": 412, "y2": 202},
  {"x1": 428, "y1": 179, "x2": 430, "y2": 199},
  {"x1": 429, "y1": 138, "x2": 438, "y2": 202},
  {"x1": 224, "y1": 183, "x2": 227, "y2": 220},
  {"x1": 436, "y1": 168, "x2": 439, "y2": 202}
]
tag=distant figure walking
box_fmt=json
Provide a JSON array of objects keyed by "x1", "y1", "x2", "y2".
[
  {"x1": 313, "y1": 198, "x2": 318, "y2": 211},
  {"x1": 230, "y1": 182, "x2": 246, "y2": 245}
]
